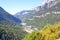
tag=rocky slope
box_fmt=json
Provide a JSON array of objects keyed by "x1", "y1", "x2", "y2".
[{"x1": 15, "y1": 0, "x2": 60, "y2": 29}]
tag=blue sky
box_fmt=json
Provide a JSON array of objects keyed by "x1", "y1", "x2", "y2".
[{"x1": 0, "y1": 0, "x2": 44, "y2": 15}]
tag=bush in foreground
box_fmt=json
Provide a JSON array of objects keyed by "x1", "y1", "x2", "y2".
[{"x1": 23, "y1": 22, "x2": 60, "y2": 40}]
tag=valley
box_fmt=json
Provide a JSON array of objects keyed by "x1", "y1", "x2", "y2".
[{"x1": 0, "y1": 0, "x2": 60, "y2": 40}]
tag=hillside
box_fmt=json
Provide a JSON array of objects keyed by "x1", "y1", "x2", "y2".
[
  {"x1": 0, "y1": 7, "x2": 27, "y2": 40},
  {"x1": 23, "y1": 22, "x2": 60, "y2": 40},
  {"x1": 15, "y1": 0, "x2": 60, "y2": 29},
  {"x1": 15, "y1": 10, "x2": 34, "y2": 22},
  {"x1": 25, "y1": 2, "x2": 60, "y2": 29},
  {"x1": 0, "y1": 7, "x2": 22, "y2": 25}
]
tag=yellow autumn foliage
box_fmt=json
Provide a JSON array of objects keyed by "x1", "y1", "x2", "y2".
[{"x1": 23, "y1": 22, "x2": 60, "y2": 40}]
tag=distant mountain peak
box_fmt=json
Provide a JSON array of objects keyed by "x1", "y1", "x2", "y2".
[
  {"x1": 15, "y1": 10, "x2": 33, "y2": 16},
  {"x1": 34, "y1": 0, "x2": 60, "y2": 11}
]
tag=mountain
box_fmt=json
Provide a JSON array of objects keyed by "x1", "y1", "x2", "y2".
[
  {"x1": 34, "y1": 0, "x2": 60, "y2": 11},
  {"x1": 15, "y1": 10, "x2": 34, "y2": 21},
  {"x1": 15, "y1": 0, "x2": 60, "y2": 29},
  {"x1": 0, "y1": 7, "x2": 22, "y2": 25},
  {"x1": 15, "y1": 10, "x2": 33, "y2": 15},
  {"x1": 0, "y1": 7, "x2": 27, "y2": 40}
]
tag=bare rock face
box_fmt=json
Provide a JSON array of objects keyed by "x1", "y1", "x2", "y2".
[{"x1": 34, "y1": 0, "x2": 60, "y2": 11}]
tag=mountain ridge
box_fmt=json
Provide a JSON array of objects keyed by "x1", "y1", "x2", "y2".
[
  {"x1": 0, "y1": 7, "x2": 22, "y2": 25},
  {"x1": 0, "y1": 7, "x2": 27, "y2": 40},
  {"x1": 15, "y1": 0, "x2": 60, "y2": 29}
]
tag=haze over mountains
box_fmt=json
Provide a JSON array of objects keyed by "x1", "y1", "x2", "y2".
[
  {"x1": 0, "y1": 0, "x2": 60, "y2": 40},
  {"x1": 15, "y1": 0, "x2": 60, "y2": 29}
]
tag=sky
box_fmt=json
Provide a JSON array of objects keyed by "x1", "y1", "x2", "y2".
[{"x1": 0, "y1": 0, "x2": 44, "y2": 15}]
